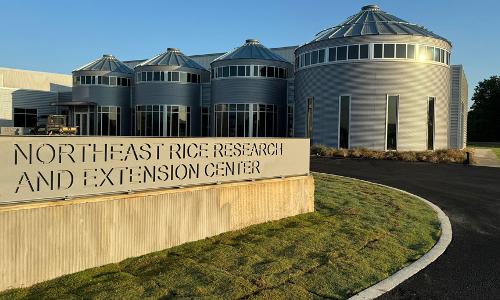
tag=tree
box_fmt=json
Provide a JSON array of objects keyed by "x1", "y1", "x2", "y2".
[{"x1": 467, "y1": 76, "x2": 500, "y2": 142}]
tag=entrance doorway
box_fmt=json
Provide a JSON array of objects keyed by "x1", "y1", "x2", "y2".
[{"x1": 75, "y1": 112, "x2": 89, "y2": 135}]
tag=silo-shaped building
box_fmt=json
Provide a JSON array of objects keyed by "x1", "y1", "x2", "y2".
[
  {"x1": 211, "y1": 39, "x2": 292, "y2": 137},
  {"x1": 71, "y1": 54, "x2": 133, "y2": 135},
  {"x1": 294, "y1": 5, "x2": 452, "y2": 151},
  {"x1": 134, "y1": 48, "x2": 209, "y2": 137}
]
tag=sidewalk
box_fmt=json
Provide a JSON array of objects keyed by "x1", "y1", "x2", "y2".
[{"x1": 473, "y1": 148, "x2": 500, "y2": 168}]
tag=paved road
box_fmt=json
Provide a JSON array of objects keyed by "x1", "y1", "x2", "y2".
[{"x1": 310, "y1": 157, "x2": 500, "y2": 300}]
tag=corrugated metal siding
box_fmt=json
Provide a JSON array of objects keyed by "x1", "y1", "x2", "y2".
[
  {"x1": 201, "y1": 83, "x2": 211, "y2": 107},
  {"x1": 0, "y1": 176, "x2": 314, "y2": 291},
  {"x1": 295, "y1": 35, "x2": 451, "y2": 151},
  {"x1": 449, "y1": 65, "x2": 468, "y2": 149},
  {"x1": 295, "y1": 61, "x2": 450, "y2": 151},
  {"x1": 0, "y1": 68, "x2": 72, "y2": 92},
  {"x1": 0, "y1": 88, "x2": 58, "y2": 127},
  {"x1": 134, "y1": 82, "x2": 202, "y2": 135}
]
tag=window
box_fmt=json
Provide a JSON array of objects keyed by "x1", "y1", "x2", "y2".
[
  {"x1": 348, "y1": 45, "x2": 359, "y2": 60},
  {"x1": 76, "y1": 76, "x2": 81, "y2": 85},
  {"x1": 329, "y1": 47, "x2": 337, "y2": 61},
  {"x1": 407, "y1": 44, "x2": 415, "y2": 59},
  {"x1": 13, "y1": 108, "x2": 37, "y2": 127},
  {"x1": 311, "y1": 50, "x2": 318, "y2": 64},
  {"x1": 259, "y1": 66, "x2": 266, "y2": 77},
  {"x1": 110, "y1": 76, "x2": 117, "y2": 86},
  {"x1": 180, "y1": 72, "x2": 187, "y2": 82},
  {"x1": 230, "y1": 66, "x2": 237, "y2": 76},
  {"x1": 434, "y1": 47, "x2": 440, "y2": 62},
  {"x1": 386, "y1": 95, "x2": 399, "y2": 150},
  {"x1": 238, "y1": 65, "x2": 245, "y2": 76},
  {"x1": 427, "y1": 97, "x2": 435, "y2": 150},
  {"x1": 337, "y1": 46, "x2": 347, "y2": 60},
  {"x1": 267, "y1": 66, "x2": 275, "y2": 77},
  {"x1": 374, "y1": 44, "x2": 383, "y2": 58},
  {"x1": 440, "y1": 49, "x2": 445, "y2": 63},
  {"x1": 171, "y1": 72, "x2": 180, "y2": 81},
  {"x1": 153, "y1": 71, "x2": 161, "y2": 81},
  {"x1": 426, "y1": 46, "x2": 434, "y2": 61},
  {"x1": 306, "y1": 97, "x2": 314, "y2": 139},
  {"x1": 384, "y1": 44, "x2": 395, "y2": 58},
  {"x1": 318, "y1": 49, "x2": 325, "y2": 63},
  {"x1": 278, "y1": 68, "x2": 285, "y2": 79},
  {"x1": 97, "y1": 76, "x2": 102, "y2": 84},
  {"x1": 360, "y1": 44, "x2": 369, "y2": 59},
  {"x1": 245, "y1": 66, "x2": 250, "y2": 76},
  {"x1": 396, "y1": 44, "x2": 406, "y2": 58},
  {"x1": 201, "y1": 106, "x2": 210, "y2": 136},
  {"x1": 103, "y1": 76, "x2": 109, "y2": 85},
  {"x1": 141, "y1": 72, "x2": 146, "y2": 82},
  {"x1": 135, "y1": 105, "x2": 190, "y2": 137},
  {"x1": 214, "y1": 103, "x2": 277, "y2": 137},
  {"x1": 146, "y1": 72, "x2": 153, "y2": 81},
  {"x1": 222, "y1": 67, "x2": 229, "y2": 77},
  {"x1": 161, "y1": 71, "x2": 165, "y2": 81},
  {"x1": 97, "y1": 106, "x2": 120, "y2": 136},
  {"x1": 338, "y1": 96, "x2": 350, "y2": 149},
  {"x1": 305, "y1": 52, "x2": 311, "y2": 66},
  {"x1": 91, "y1": 76, "x2": 96, "y2": 84}
]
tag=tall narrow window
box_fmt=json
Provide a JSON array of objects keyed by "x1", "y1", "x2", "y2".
[
  {"x1": 338, "y1": 96, "x2": 350, "y2": 149},
  {"x1": 386, "y1": 95, "x2": 399, "y2": 150},
  {"x1": 287, "y1": 104, "x2": 294, "y2": 137},
  {"x1": 427, "y1": 97, "x2": 435, "y2": 150},
  {"x1": 306, "y1": 97, "x2": 314, "y2": 140}
]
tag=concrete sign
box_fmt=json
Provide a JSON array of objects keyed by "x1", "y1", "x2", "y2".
[{"x1": 0, "y1": 137, "x2": 310, "y2": 203}]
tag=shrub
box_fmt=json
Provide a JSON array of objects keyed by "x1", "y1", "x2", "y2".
[{"x1": 310, "y1": 144, "x2": 473, "y2": 164}]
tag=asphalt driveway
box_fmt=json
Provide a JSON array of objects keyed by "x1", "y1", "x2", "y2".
[{"x1": 310, "y1": 157, "x2": 500, "y2": 300}]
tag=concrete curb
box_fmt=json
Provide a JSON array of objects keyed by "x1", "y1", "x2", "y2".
[{"x1": 312, "y1": 172, "x2": 453, "y2": 300}]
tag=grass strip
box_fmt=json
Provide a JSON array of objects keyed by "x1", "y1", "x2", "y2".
[{"x1": 0, "y1": 173, "x2": 440, "y2": 300}]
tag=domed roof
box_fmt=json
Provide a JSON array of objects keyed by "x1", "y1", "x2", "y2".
[
  {"x1": 311, "y1": 5, "x2": 450, "y2": 44},
  {"x1": 214, "y1": 39, "x2": 289, "y2": 63},
  {"x1": 137, "y1": 48, "x2": 207, "y2": 70},
  {"x1": 73, "y1": 54, "x2": 134, "y2": 74}
]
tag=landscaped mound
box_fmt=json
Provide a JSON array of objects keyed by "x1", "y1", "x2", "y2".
[
  {"x1": 0, "y1": 173, "x2": 440, "y2": 299},
  {"x1": 311, "y1": 144, "x2": 474, "y2": 164}
]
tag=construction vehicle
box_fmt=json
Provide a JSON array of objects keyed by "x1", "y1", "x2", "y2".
[{"x1": 31, "y1": 115, "x2": 77, "y2": 135}]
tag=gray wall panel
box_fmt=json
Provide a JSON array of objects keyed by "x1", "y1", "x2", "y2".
[{"x1": 449, "y1": 65, "x2": 468, "y2": 148}]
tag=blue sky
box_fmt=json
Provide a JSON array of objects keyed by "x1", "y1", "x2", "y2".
[{"x1": 0, "y1": 0, "x2": 498, "y2": 105}]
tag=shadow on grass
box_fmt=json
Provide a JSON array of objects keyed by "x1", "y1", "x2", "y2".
[{"x1": 0, "y1": 174, "x2": 440, "y2": 300}]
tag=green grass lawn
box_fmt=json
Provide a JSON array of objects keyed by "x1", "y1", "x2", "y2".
[
  {"x1": 468, "y1": 142, "x2": 500, "y2": 159},
  {"x1": 0, "y1": 173, "x2": 440, "y2": 300}
]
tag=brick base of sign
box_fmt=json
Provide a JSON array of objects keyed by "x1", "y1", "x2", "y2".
[{"x1": 0, "y1": 175, "x2": 314, "y2": 291}]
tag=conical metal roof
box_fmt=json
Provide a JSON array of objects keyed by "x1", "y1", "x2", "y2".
[
  {"x1": 214, "y1": 39, "x2": 289, "y2": 63},
  {"x1": 311, "y1": 5, "x2": 450, "y2": 44},
  {"x1": 137, "y1": 48, "x2": 207, "y2": 70},
  {"x1": 73, "y1": 54, "x2": 134, "y2": 74}
]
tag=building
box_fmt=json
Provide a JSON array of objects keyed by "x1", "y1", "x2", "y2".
[
  {"x1": 0, "y1": 67, "x2": 72, "y2": 134},
  {"x1": 450, "y1": 65, "x2": 468, "y2": 149},
  {"x1": 294, "y1": 4, "x2": 453, "y2": 151},
  {"x1": 0, "y1": 5, "x2": 468, "y2": 149},
  {"x1": 71, "y1": 54, "x2": 134, "y2": 136}
]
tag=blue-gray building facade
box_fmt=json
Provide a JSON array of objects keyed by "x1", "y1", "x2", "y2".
[{"x1": 64, "y1": 5, "x2": 466, "y2": 150}]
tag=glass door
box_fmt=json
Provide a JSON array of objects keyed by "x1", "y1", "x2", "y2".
[{"x1": 75, "y1": 112, "x2": 89, "y2": 135}]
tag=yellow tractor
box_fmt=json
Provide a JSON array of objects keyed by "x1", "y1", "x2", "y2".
[{"x1": 32, "y1": 115, "x2": 78, "y2": 135}]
